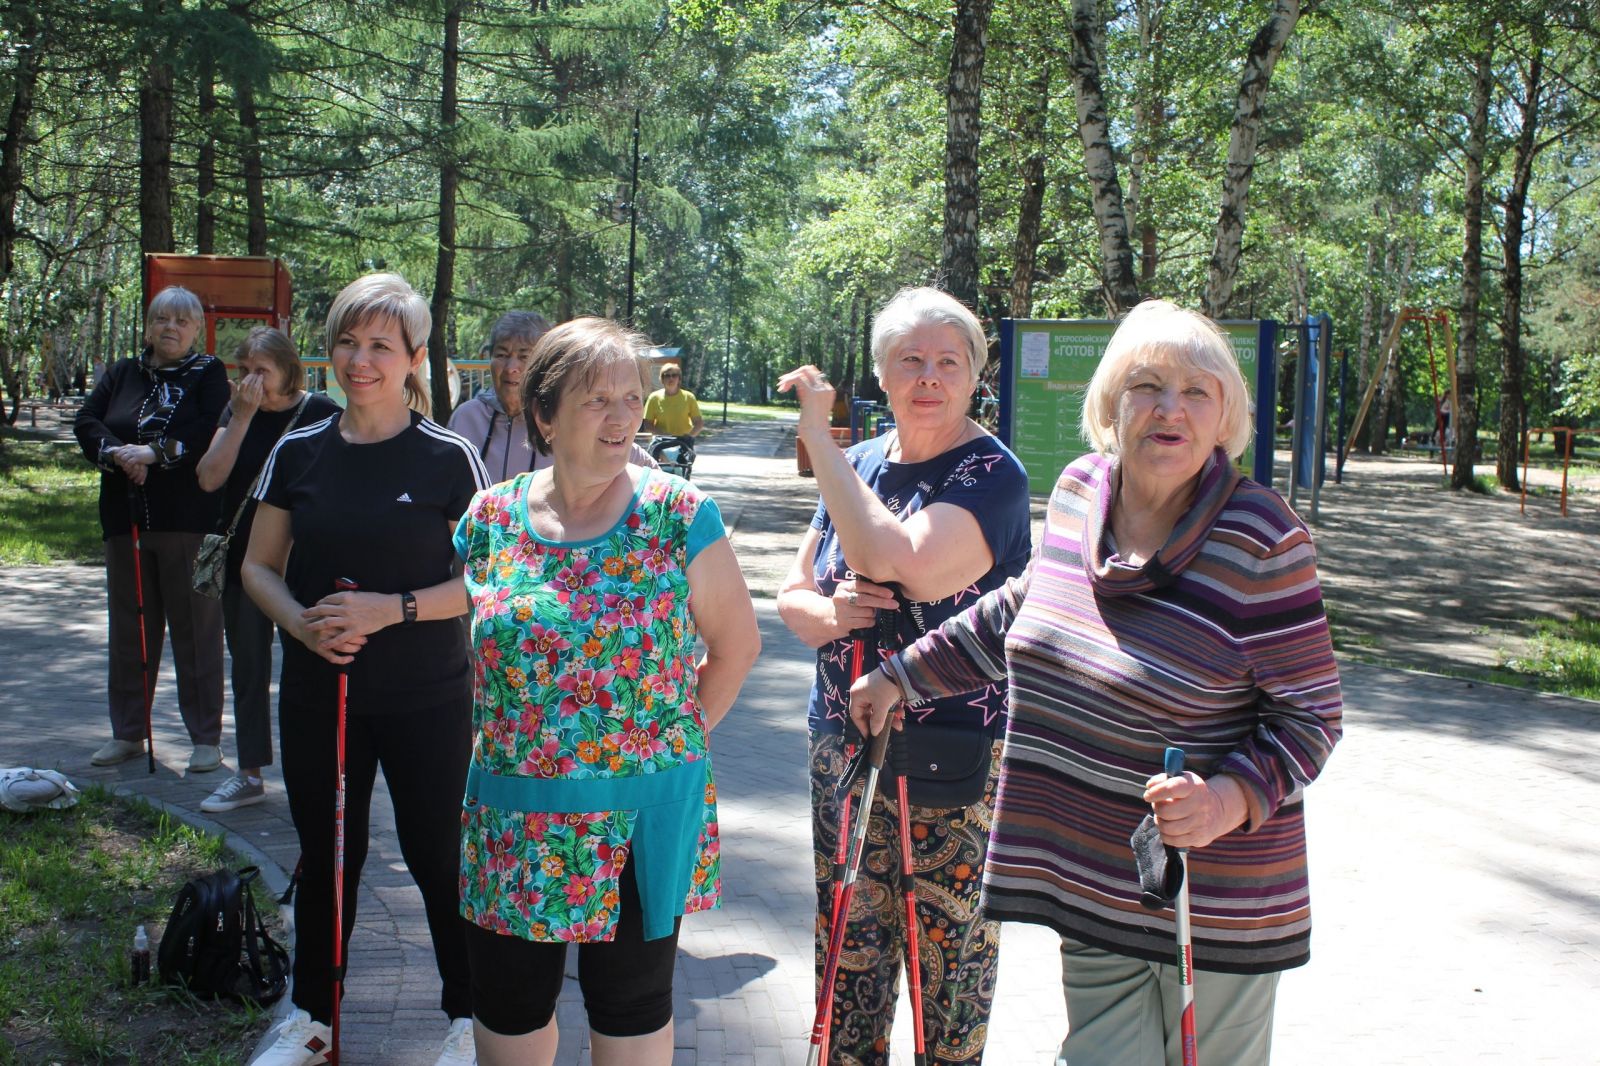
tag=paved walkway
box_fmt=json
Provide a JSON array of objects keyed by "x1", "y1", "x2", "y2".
[{"x1": 3, "y1": 419, "x2": 1598, "y2": 1063}]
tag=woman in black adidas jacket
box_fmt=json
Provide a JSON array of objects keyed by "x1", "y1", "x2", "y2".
[{"x1": 242, "y1": 273, "x2": 488, "y2": 1066}]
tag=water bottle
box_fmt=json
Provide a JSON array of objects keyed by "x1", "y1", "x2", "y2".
[{"x1": 131, "y1": 925, "x2": 150, "y2": 986}]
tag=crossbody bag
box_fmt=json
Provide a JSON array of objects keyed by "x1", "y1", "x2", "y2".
[{"x1": 192, "y1": 396, "x2": 310, "y2": 599}]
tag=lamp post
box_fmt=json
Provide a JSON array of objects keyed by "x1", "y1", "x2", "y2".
[
  {"x1": 624, "y1": 108, "x2": 641, "y2": 323},
  {"x1": 722, "y1": 295, "x2": 731, "y2": 425}
]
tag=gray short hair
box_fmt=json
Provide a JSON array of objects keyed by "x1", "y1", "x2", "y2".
[
  {"x1": 325, "y1": 273, "x2": 432, "y2": 417},
  {"x1": 870, "y1": 287, "x2": 985, "y2": 387},
  {"x1": 143, "y1": 286, "x2": 205, "y2": 351},
  {"x1": 1080, "y1": 300, "x2": 1253, "y2": 459},
  {"x1": 488, "y1": 310, "x2": 552, "y2": 354}
]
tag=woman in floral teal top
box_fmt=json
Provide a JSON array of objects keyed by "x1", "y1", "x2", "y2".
[{"x1": 454, "y1": 317, "x2": 759, "y2": 1066}]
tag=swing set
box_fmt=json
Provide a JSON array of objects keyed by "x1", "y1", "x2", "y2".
[{"x1": 1340, "y1": 307, "x2": 1459, "y2": 476}]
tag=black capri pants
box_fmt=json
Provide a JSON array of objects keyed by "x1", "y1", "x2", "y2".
[{"x1": 465, "y1": 859, "x2": 680, "y2": 1037}]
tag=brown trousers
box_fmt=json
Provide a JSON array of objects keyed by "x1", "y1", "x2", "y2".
[{"x1": 104, "y1": 531, "x2": 224, "y2": 746}]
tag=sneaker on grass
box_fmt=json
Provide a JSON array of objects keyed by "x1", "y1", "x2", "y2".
[
  {"x1": 434, "y1": 1017, "x2": 476, "y2": 1066},
  {"x1": 201, "y1": 774, "x2": 265, "y2": 813},
  {"x1": 251, "y1": 1008, "x2": 330, "y2": 1066}
]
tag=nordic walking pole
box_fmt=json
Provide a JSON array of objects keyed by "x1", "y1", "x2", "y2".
[
  {"x1": 330, "y1": 577, "x2": 358, "y2": 1066},
  {"x1": 818, "y1": 632, "x2": 869, "y2": 1065},
  {"x1": 1164, "y1": 746, "x2": 1199, "y2": 1066},
  {"x1": 891, "y1": 730, "x2": 928, "y2": 1066},
  {"x1": 126, "y1": 484, "x2": 156, "y2": 774},
  {"x1": 807, "y1": 723, "x2": 892, "y2": 1066}
]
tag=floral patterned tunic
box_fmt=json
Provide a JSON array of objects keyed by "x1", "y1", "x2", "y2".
[{"x1": 454, "y1": 469, "x2": 725, "y2": 942}]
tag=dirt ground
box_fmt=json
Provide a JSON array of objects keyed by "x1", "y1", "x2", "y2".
[
  {"x1": 724, "y1": 430, "x2": 1600, "y2": 681},
  {"x1": 1287, "y1": 451, "x2": 1600, "y2": 673}
]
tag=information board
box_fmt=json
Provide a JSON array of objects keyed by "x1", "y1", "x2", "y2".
[{"x1": 998, "y1": 318, "x2": 1278, "y2": 494}]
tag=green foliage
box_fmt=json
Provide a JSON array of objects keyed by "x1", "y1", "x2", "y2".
[
  {"x1": 1500, "y1": 617, "x2": 1600, "y2": 702},
  {"x1": 0, "y1": 0, "x2": 1596, "y2": 434},
  {"x1": 0, "y1": 442, "x2": 102, "y2": 565}
]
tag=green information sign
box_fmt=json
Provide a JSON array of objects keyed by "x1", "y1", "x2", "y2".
[{"x1": 999, "y1": 318, "x2": 1275, "y2": 494}]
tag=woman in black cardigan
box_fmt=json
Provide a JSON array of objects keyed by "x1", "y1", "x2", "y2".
[{"x1": 73, "y1": 284, "x2": 229, "y2": 772}]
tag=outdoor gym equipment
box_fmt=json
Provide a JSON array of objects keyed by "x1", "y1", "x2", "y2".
[{"x1": 1521, "y1": 427, "x2": 1580, "y2": 517}]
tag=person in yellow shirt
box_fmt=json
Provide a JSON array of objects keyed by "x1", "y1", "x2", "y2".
[{"x1": 642, "y1": 364, "x2": 705, "y2": 439}]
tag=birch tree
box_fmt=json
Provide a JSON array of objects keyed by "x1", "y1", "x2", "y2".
[{"x1": 1199, "y1": 0, "x2": 1304, "y2": 318}]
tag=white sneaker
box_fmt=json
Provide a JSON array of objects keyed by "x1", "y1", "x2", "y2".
[
  {"x1": 201, "y1": 774, "x2": 266, "y2": 813},
  {"x1": 90, "y1": 738, "x2": 145, "y2": 766},
  {"x1": 251, "y1": 1008, "x2": 332, "y2": 1065},
  {"x1": 434, "y1": 1017, "x2": 476, "y2": 1066},
  {"x1": 188, "y1": 744, "x2": 224, "y2": 773}
]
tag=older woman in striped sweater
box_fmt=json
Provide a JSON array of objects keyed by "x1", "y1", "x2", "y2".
[{"x1": 851, "y1": 299, "x2": 1343, "y2": 1066}]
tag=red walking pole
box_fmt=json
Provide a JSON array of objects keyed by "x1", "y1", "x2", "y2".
[
  {"x1": 818, "y1": 635, "x2": 868, "y2": 1064},
  {"x1": 892, "y1": 733, "x2": 928, "y2": 1065},
  {"x1": 807, "y1": 725, "x2": 891, "y2": 1066},
  {"x1": 330, "y1": 577, "x2": 358, "y2": 1065},
  {"x1": 127, "y1": 487, "x2": 156, "y2": 774}
]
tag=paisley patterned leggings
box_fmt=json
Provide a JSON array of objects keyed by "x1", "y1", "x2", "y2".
[{"x1": 808, "y1": 730, "x2": 1003, "y2": 1065}]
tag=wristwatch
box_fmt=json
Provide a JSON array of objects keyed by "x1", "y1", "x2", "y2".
[{"x1": 399, "y1": 591, "x2": 417, "y2": 625}]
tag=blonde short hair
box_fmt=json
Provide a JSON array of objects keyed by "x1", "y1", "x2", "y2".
[
  {"x1": 324, "y1": 273, "x2": 432, "y2": 417},
  {"x1": 144, "y1": 286, "x2": 205, "y2": 351},
  {"x1": 1080, "y1": 300, "x2": 1253, "y2": 459},
  {"x1": 870, "y1": 287, "x2": 985, "y2": 388}
]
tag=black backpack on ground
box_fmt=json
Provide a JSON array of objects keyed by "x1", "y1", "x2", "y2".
[{"x1": 157, "y1": 865, "x2": 290, "y2": 1005}]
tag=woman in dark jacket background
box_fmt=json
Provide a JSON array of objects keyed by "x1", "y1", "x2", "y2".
[{"x1": 73, "y1": 284, "x2": 229, "y2": 772}]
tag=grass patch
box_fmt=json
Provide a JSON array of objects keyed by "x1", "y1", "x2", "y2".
[
  {"x1": 0, "y1": 441, "x2": 102, "y2": 565},
  {"x1": 702, "y1": 401, "x2": 797, "y2": 423},
  {"x1": 0, "y1": 787, "x2": 276, "y2": 1064},
  {"x1": 1497, "y1": 617, "x2": 1600, "y2": 701}
]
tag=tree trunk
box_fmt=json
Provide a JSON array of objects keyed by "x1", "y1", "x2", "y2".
[
  {"x1": 1200, "y1": 0, "x2": 1301, "y2": 319},
  {"x1": 1496, "y1": 39, "x2": 1543, "y2": 490},
  {"x1": 843, "y1": 291, "x2": 859, "y2": 398},
  {"x1": 555, "y1": 220, "x2": 573, "y2": 322},
  {"x1": 1068, "y1": 0, "x2": 1140, "y2": 314},
  {"x1": 236, "y1": 79, "x2": 268, "y2": 256},
  {"x1": 139, "y1": 0, "x2": 176, "y2": 255},
  {"x1": 1367, "y1": 232, "x2": 1416, "y2": 454},
  {"x1": 939, "y1": 0, "x2": 994, "y2": 312},
  {"x1": 1009, "y1": 61, "x2": 1049, "y2": 319},
  {"x1": 0, "y1": 5, "x2": 40, "y2": 280},
  {"x1": 1128, "y1": 0, "x2": 1164, "y2": 282},
  {"x1": 1353, "y1": 232, "x2": 1377, "y2": 450},
  {"x1": 426, "y1": 0, "x2": 462, "y2": 422},
  {"x1": 1452, "y1": 40, "x2": 1493, "y2": 490},
  {"x1": 197, "y1": 46, "x2": 216, "y2": 255},
  {"x1": 229, "y1": 1, "x2": 268, "y2": 257}
]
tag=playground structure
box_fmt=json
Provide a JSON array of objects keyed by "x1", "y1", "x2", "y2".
[
  {"x1": 143, "y1": 254, "x2": 292, "y2": 358},
  {"x1": 1522, "y1": 427, "x2": 1578, "y2": 517},
  {"x1": 1339, "y1": 307, "x2": 1459, "y2": 477}
]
